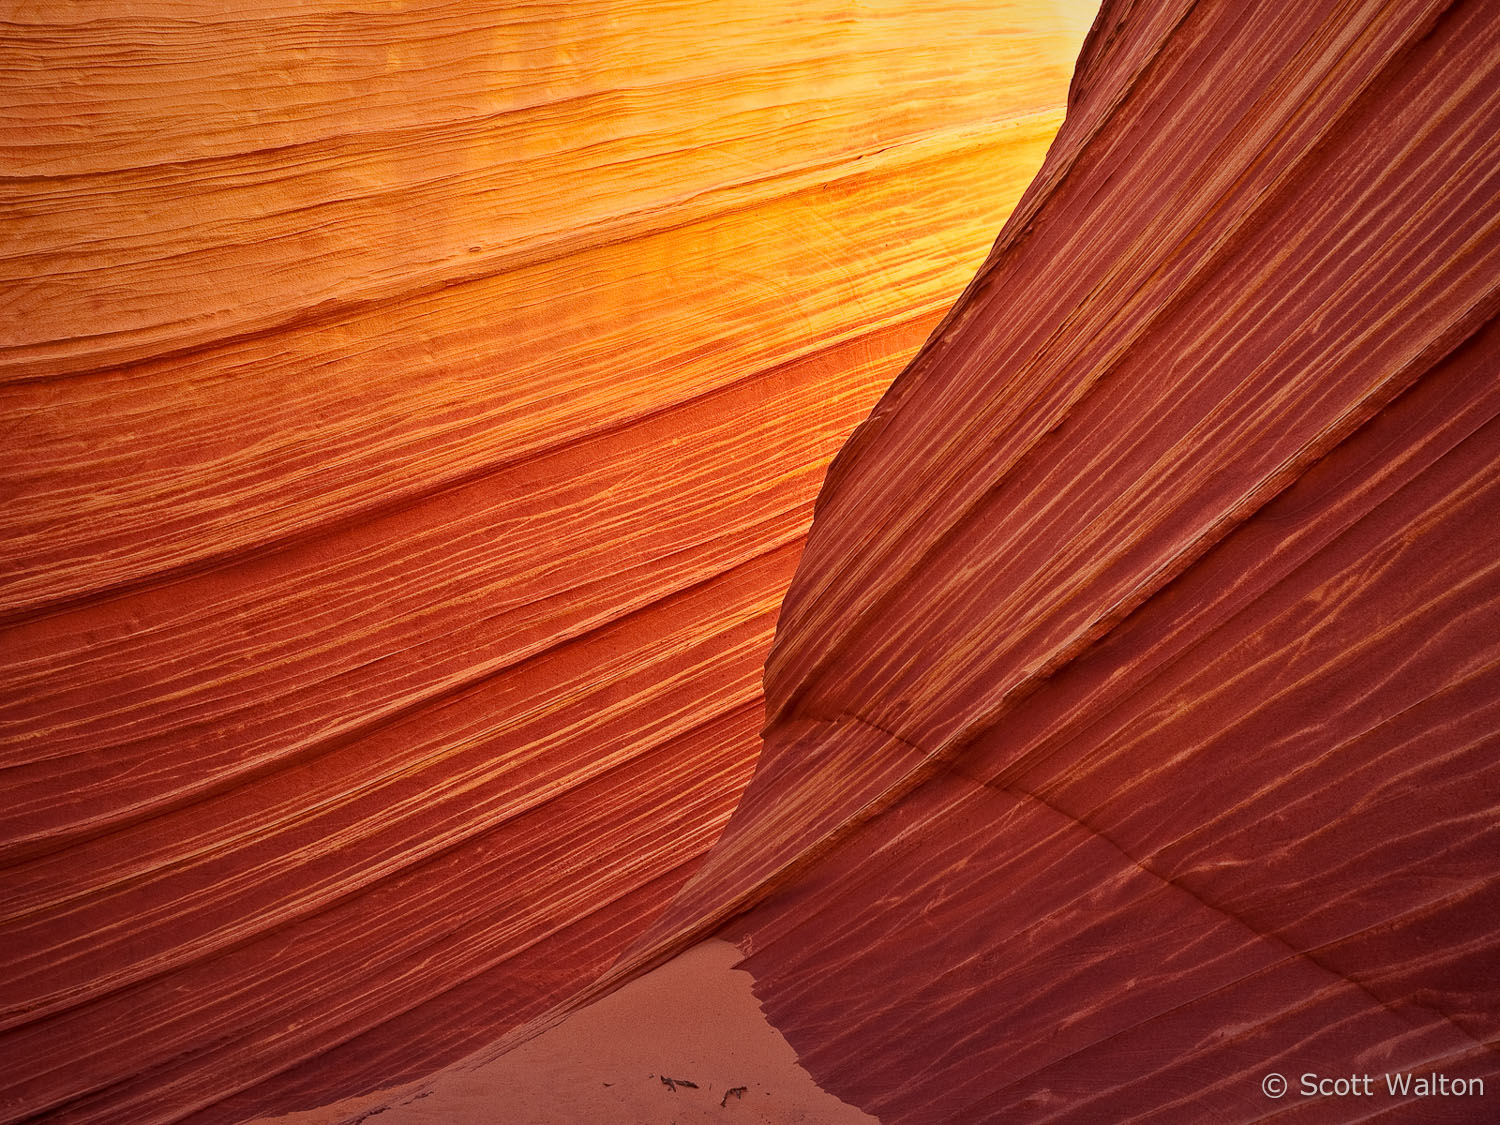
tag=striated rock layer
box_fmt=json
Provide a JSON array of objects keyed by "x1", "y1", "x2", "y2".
[
  {"x1": 625, "y1": 0, "x2": 1500, "y2": 1120},
  {"x1": 0, "y1": 2, "x2": 1090, "y2": 1122}
]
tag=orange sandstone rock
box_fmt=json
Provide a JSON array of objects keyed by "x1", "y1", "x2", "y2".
[{"x1": 0, "y1": 1, "x2": 1087, "y2": 1121}]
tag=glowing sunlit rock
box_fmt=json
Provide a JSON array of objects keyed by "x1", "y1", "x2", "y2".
[{"x1": 0, "y1": 1, "x2": 1087, "y2": 1120}]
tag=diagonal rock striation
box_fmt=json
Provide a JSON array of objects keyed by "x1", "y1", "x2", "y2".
[{"x1": 626, "y1": 0, "x2": 1500, "y2": 1120}]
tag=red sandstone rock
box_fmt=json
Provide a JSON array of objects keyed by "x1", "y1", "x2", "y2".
[
  {"x1": 0, "y1": 2, "x2": 1085, "y2": 1121},
  {"x1": 628, "y1": 0, "x2": 1500, "y2": 1120}
]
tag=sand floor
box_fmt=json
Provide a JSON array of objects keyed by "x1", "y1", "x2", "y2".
[{"x1": 255, "y1": 939, "x2": 875, "y2": 1124}]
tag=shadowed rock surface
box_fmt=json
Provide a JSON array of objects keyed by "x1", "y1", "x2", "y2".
[{"x1": 622, "y1": 0, "x2": 1500, "y2": 1119}]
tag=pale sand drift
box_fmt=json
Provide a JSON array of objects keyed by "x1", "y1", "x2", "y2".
[{"x1": 258, "y1": 940, "x2": 875, "y2": 1124}]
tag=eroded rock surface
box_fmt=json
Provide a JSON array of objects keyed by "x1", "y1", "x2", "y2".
[
  {"x1": 635, "y1": 0, "x2": 1500, "y2": 1119},
  {"x1": 0, "y1": 2, "x2": 1087, "y2": 1121}
]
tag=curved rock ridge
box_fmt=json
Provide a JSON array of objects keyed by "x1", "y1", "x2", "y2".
[
  {"x1": 625, "y1": 0, "x2": 1500, "y2": 1119},
  {"x1": 0, "y1": 2, "x2": 1091, "y2": 1122}
]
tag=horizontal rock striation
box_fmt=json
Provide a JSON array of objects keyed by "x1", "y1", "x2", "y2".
[
  {"x1": 632, "y1": 0, "x2": 1500, "y2": 1119},
  {"x1": 0, "y1": 2, "x2": 1088, "y2": 1122}
]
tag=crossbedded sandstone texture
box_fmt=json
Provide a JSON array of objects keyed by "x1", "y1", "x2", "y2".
[
  {"x1": 611, "y1": 0, "x2": 1500, "y2": 1120},
  {"x1": 0, "y1": 2, "x2": 1090, "y2": 1122}
]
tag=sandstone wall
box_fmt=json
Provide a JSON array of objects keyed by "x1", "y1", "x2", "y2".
[
  {"x1": 0, "y1": 3, "x2": 1088, "y2": 1120},
  {"x1": 638, "y1": 1, "x2": 1500, "y2": 1118}
]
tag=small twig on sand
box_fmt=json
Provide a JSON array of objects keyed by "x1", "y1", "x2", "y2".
[
  {"x1": 660, "y1": 1076, "x2": 699, "y2": 1092},
  {"x1": 721, "y1": 1086, "x2": 748, "y2": 1107}
]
